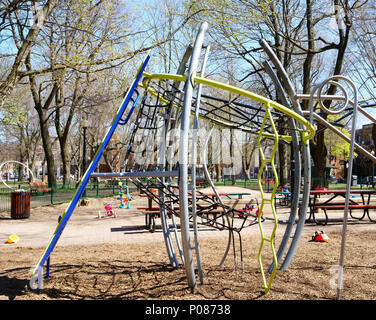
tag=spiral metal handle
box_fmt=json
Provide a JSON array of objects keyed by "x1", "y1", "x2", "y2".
[
  {"x1": 317, "y1": 77, "x2": 350, "y2": 115},
  {"x1": 309, "y1": 75, "x2": 357, "y2": 124}
]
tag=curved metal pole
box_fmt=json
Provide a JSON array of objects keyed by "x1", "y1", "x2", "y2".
[
  {"x1": 191, "y1": 44, "x2": 210, "y2": 285},
  {"x1": 280, "y1": 141, "x2": 311, "y2": 270},
  {"x1": 262, "y1": 60, "x2": 301, "y2": 273},
  {"x1": 0, "y1": 160, "x2": 35, "y2": 189},
  {"x1": 167, "y1": 45, "x2": 193, "y2": 173},
  {"x1": 170, "y1": 207, "x2": 185, "y2": 265},
  {"x1": 259, "y1": 39, "x2": 310, "y2": 270},
  {"x1": 202, "y1": 127, "x2": 233, "y2": 267},
  {"x1": 156, "y1": 45, "x2": 195, "y2": 269},
  {"x1": 279, "y1": 121, "x2": 311, "y2": 269},
  {"x1": 147, "y1": 82, "x2": 179, "y2": 268},
  {"x1": 179, "y1": 21, "x2": 208, "y2": 290},
  {"x1": 329, "y1": 76, "x2": 358, "y2": 300}
]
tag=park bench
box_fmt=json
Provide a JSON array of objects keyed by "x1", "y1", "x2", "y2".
[
  {"x1": 310, "y1": 204, "x2": 376, "y2": 225},
  {"x1": 261, "y1": 178, "x2": 275, "y2": 184},
  {"x1": 29, "y1": 182, "x2": 51, "y2": 194},
  {"x1": 196, "y1": 178, "x2": 209, "y2": 187},
  {"x1": 137, "y1": 205, "x2": 227, "y2": 232}
]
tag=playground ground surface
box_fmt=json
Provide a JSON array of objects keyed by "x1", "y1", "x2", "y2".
[{"x1": 1, "y1": 186, "x2": 376, "y2": 300}]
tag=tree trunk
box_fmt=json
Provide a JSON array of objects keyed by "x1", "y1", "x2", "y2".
[
  {"x1": 54, "y1": 85, "x2": 74, "y2": 186},
  {"x1": 61, "y1": 143, "x2": 70, "y2": 185},
  {"x1": 229, "y1": 129, "x2": 235, "y2": 185},
  {"x1": 215, "y1": 164, "x2": 221, "y2": 182},
  {"x1": 26, "y1": 54, "x2": 57, "y2": 189},
  {"x1": 311, "y1": 2, "x2": 351, "y2": 188},
  {"x1": 36, "y1": 107, "x2": 57, "y2": 188},
  {"x1": 311, "y1": 127, "x2": 328, "y2": 187},
  {"x1": 278, "y1": 141, "x2": 287, "y2": 186}
]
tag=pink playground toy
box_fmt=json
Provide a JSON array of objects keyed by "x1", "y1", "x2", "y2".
[
  {"x1": 237, "y1": 199, "x2": 260, "y2": 218},
  {"x1": 98, "y1": 202, "x2": 117, "y2": 219}
]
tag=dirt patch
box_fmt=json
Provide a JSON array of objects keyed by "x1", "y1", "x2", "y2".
[{"x1": 1, "y1": 229, "x2": 376, "y2": 300}]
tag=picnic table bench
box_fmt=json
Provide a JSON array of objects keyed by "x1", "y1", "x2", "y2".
[
  {"x1": 137, "y1": 191, "x2": 255, "y2": 232},
  {"x1": 314, "y1": 204, "x2": 376, "y2": 225},
  {"x1": 137, "y1": 191, "x2": 253, "y2": 231},
  {"x1": 305, "y1": 189, "x2": 376, "y2": 225},
  {"x1": 196, "y1": 178, "x2": 209, "y2": 187},
  {"x1": 137, "y1": 207, "x2": 174, "y2": 232},
  {"x1": 137, "y1": 206, "x2": 226, "y2": 232},
  {"x1": 275, "y1": 191, "x2": 291, "y2": 207},
  {"x1": 29, "y1": 181, "x2": 51, "y2": 194}
]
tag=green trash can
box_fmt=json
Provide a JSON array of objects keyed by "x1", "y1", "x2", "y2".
[{"x1": 11, "y1": 190, "x2": 31, "y2": 219}]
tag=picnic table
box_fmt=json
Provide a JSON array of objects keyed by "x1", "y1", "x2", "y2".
[
  {"x1": 138, "y1": 191, "x2": 251, "y2": 232},
  {"x1": 275, "y1": 190, "x2": 291, "y2": 207},
  {"x1": 199, "y1": 192, "x2": 251, "y2": 200},
  {"x1": 306, "y1": 189, "x2": 376, "y2": 225}
]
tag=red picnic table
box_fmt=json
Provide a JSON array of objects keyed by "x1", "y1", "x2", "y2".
[{"x1": 306, "y1": 189, "x2": 376, "y2": 225}]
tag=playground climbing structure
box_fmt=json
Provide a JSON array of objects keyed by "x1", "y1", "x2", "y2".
[{"x1": 30, "y1": 22, "x2": 316, "y2": 294}]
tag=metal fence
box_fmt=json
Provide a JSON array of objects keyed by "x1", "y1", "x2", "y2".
[
  {"x1": 0, "y1": 181, "x2": 137, "y2": 214},
  {"x1": 2, "y1": 176, "x2": 373, "y2": 214},
  {"x1": 0, "y1": 187, "x2": 11, "y2": 213}
]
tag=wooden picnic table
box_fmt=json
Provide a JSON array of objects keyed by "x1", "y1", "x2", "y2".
[
  {"x1": 138, "y1": 191, "x2": 251, "y2": 231},
  {"x1": 306, "y1": 189, "x2": 376, "y2": 225}
]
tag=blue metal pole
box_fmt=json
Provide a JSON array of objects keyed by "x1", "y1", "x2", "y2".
[{"x1": 30, "y1": 55, "x2": 150, "y2": 282}]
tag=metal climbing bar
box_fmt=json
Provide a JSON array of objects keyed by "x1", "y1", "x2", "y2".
[
  {"x1": 257, "y1": 102, "x2": 279, "y2": 294},
  {"x1": 91, "y1": 170, "x2": 178, "y2": 179},
  {"x1": 141, "y1": 72, "x2": 315, "y2": 144}
]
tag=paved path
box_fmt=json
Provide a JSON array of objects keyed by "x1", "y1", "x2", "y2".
[{"x1": 1, "y1": 190, "x2": 376, "y2": 250}]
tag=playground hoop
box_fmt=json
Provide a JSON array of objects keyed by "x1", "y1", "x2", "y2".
[{"x1": 0, "y1": 161, "x2": 34, "y2": 189}]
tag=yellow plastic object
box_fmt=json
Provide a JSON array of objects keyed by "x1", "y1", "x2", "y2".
[
  {"x1": 257, "y1": 102, "x2": 279, "y2": 294},
  {"x1": 7, "y1": 235, "x2": 19, "y2": 244}
]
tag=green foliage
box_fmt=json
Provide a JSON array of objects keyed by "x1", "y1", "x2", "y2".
[
  {"x1": 1, "y1": 95, "x2": 27, "y2": 127},
  {"x1": 324, "y1": 115, "x2": 357, "y2": 161}
]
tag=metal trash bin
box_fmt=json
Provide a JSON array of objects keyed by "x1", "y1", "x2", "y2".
[{"x1": 11, "y1": 190, "x2": 31, "y2": 219}]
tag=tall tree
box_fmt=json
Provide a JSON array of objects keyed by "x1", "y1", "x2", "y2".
[
  {"x1": 185, "y1": 0, "x2": 369, "y2": 187},
  {"x1": 1, "y1": 0, "x2": 205, "y2": 185}
]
